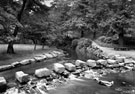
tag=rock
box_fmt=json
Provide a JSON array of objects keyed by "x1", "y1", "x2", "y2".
[
  {"x1": 63, "y1": 70, "x2": 70, "y2": 78},
  {"x1": 49, "y1": 52, "x2": 57, "y2": 57},
  {"x1": 96, "y1": 79, "x2": 114, "y2": 87},
  {"x1": 64, "y1": 63, "x2": 76, "y2": 72},
  {"x1": 119, "y1": 63, "x2": 125, "y2": 67},
  {"x1": 97, "y1": 59, "x2": 107, "y2": 66},
  {"x1": 44, "y1": 53, "x2": 53, "y2": 59},
  {"x1": 35, "y1": 68, "x2": 51, "y2": 78},
  {"x1": 4, "y1": 87, "x2": 18, "y2": 94},
  {"x1": 29, "y1": 59, "x2": 36, "y2": 63},
  {"x1": 124, "y1": 66, "x2": 133, "y2": 70},
  {"x1": 0, "y1": 65, "x2": 13, "y2": 71},
  {"x1": 86, "y1": 59, "x2": 96, "y2": 67},
  {"x1": 115, "y1": 56, "x2": 125, "y2": 63},
  {"x1": 15, "y1": 71, "x2": 29, "y2": 83},
  {"x1": 11, "y1": 62, "x2": 21, "y2": 67},
  {"x1": 34, "y1": 56, "x2": 45, "y2": 62},
  {"x1": 107, "y1": 59, "x2": 118, "y2": 64},
  {"x1": 75, "y1": 60, "x2": 86, "y2": 67},
  {"x1": 53, "y1": 51, "x2": 62, "y2": 55},
  {"x1": 20, "y1": 59, "x2": 31, "y2": 65},
  {"x1": 0, "y1": 77, "x2": 7, "y2": 92},
  {"x1": 36, "y1": 81, "x2": 47, "y2": 94},
  {"x1": 124, "y1": 59, "x2": 134, "y2": 64},
  {"x1": 84, "y1": 70, "x2": 100, "y2": 79},
  {"x1": 53, "y1": 63, "x2": 65, "y2": 73}
]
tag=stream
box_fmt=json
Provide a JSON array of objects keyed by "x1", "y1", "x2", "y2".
[{"x1": 0, "y1": 50, "x2": 135, "y2": 94}]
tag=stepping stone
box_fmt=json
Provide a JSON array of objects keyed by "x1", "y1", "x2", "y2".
[
  {"x1": 34, "y1": 56, "x2": 45, "y2": 62},
  {"x1": 75, "y1": 60, "x2": 86, "y2": 67},
  {"x1": 97, "y1": 59, "x2": 107, "y2": 66},
  {"x1": 115, "y1": 56, "x2": 125, "y2": 63},
  {"x1": 107, "y1": 59, "x2": 118, "y2": 64},
  {"x1": 0, "y1": 65, "x2": 13, "y2": 71},
  {"x1": 20, "y1": 59, "x2": 31, "y2": 65},
  {"x1": 44, "y1": 53, "x2": 53, "y2": 59},
  {"x1": 15, "y1": 71, "x2": 29, "y2": 83},
  {"x1": 53, "y1": 63, "x2": 65, "y2": 73},
  {"x1": 35, "y1": 68, "x2": 51, "y2": 78},
  {"x1": 11, "y1": 62, "x2": 21, "y2": 67},
  {"x1": 64, "y1": 63, "x2": 76, "y2": 72},
  {"x1": 86, "y1": 59, "x2": 96, "y2": 67},
  {"x1": 0, "y1": 77, "x2": 7, "y2": 91}
]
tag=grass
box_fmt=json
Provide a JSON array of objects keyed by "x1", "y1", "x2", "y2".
[{"x1": 0, "y1": 44, "x2": 56, "y2": 65}]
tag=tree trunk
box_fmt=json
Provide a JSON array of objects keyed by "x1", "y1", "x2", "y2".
[
  {"x1": 7, "y1": 41, "x2": 15, "y2": 54},
  {"x1": 118, "y1": 33, "x2": 124, "y2": 47}
]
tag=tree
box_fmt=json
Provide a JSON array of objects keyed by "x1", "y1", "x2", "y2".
[{"x1": 0, "y1": 0, "x2": 50, "y2": 54}]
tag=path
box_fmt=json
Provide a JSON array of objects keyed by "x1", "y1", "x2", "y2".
[{"x1": 92, "y1": 42, "x2": 135, "y2": 59}]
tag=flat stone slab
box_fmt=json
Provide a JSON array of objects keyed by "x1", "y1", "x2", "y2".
[
  {"x1": 34, "y1": 56, "x2": 45, "y2": 62},
  {"x1": 75, "y1": 60, "x2": 86, "y2": 67},
  {"x1": 86, "y1": 59, "x2": 97, "y2": 67},
  {"x1": 49, "y1": 52, "x2": 58, "y2": 57},
  {"x1": 53, "y1": 63, "x2": 65, "y2": 73},
  {"x1": 0, "y1": 77, "x2": 6, "y2": 86},
  {"x1": 64, "y1": 63, "x2": 76, "y2": 72},
  {"x1": 44, "y1": 53, "x2": 53, "y2": 59},
  {"x1": 11, "y1": 62, "x2": 21, "y2": 67},
  {"x1": 0, "y1": 65, "x2": 13, "y2": 71},
  {"x1": 20, "y1": 59, "x2": 31, "y2": 65},
  {"x1": 97, "y1": 59, "x2": 107, "y2": 66},
  {"x1": 107, "y1": 59, "x2": 118, "y2": 64},
  {"x1": 35, "y1": 68, "x2": 51, "y2": 78},
  {"x1": 115, "y1": 56, "x2": 125, "y2": 63},
  {"x1": 15, "y1": 71, "x2": 29, "y2": 83}
]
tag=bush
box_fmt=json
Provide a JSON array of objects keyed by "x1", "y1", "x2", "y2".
[{"x1": 98, "y1": 36, "x2": 113, "y2": 44}]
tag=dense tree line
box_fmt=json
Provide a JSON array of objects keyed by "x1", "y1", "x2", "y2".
[{"x1": 0, "y1": 0, "x2": 135, "y2": 53}]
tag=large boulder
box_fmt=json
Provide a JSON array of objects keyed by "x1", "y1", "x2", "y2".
[
  {"x1": 64, "y1": 63, "x2": 76, "y2": 72},
  {"x1": 0, "y1": 77, "x2": 7, "y2": 92},
  {"x1": 75, "y1": 60, "x2": 86, "y2": 67},
  {"x1": 15, "y1": 71, "x2": 29, "y2": 83},
  {"x1": 35, "y1": 68, "x2": 51, "y2": 78},
  {"x1": 53, "y1": 63, "x2": 65, "y2": 73},
  {"x1": 86, "y1": 59, "x2": 97, "y2": 67}
]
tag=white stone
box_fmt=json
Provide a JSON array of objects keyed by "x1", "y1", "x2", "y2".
[
  {"x1": 124, "y1": 59, "x2": 134, "y2": 64},
  {"x1": 45, "y1": 53, "x2": 53, "y2": 59},
  {"x1": 53, "y1": 51, "x2": 62, "y2": 55},
  {"x1": 86, "y1": 59, "x2": 96, "y2": 67},
  {"x1": 75, "y1": 60, "x2": 86, "y2": 67},
  {"x1": 0, "y1": 65, "x2": 13, "y2": 71},
  {"x1": 115, "y1": 56, "x2": 125, "y2": 63},
  {"x1": 35, "y1": 68, "x2": 51, "y2": 77},
  {"x1": 97, "y1": 59, "x2": 107, "y2": 65},
  {"x1": 0, "y1": 77, "x2": 6, "y2": 86},
  {"x1": 50, "y1": 52, "x2": 57, "y2": 57},
  {"x1": 34, "y1": 56, "x2": 45, "y2": 62},
  {"x1": 53, "y1": 63, "x2": 65, "y2": 73},
  {"x1": 107, "y1": 59, "x2": 118, "y2": 64},
  {"x1": 11, "y1": 62, "x2": 20, "y2": 67},
  {"x1": 29, "y1": 59, "x2": 36, "y2": 63},
  {"x1": 64, "y1": 63, "x2": 76, "y2": 71},
  {"x1": 20, "y1": 59, "x2": 31, "y2": 65},
  {"x1": 15, "y1": 71, "x2": 29, "y2": 83}
]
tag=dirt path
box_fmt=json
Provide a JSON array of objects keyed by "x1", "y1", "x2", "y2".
[{"x1": 92, "y1": 42, "x2": 135, "y2": 59}]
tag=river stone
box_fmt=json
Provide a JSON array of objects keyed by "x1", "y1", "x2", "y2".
[
  {"x1": 44, "y1": 53, "x2": 53, "y2": 59},
  {"x1": 49, "y1": 52, "x2": 57, "y2": 57},
  {"x1": 0, "y1": 65, "x2": 13, "y2": 71},
  {"x1": 75, "y1": 60, "x2": 86, "y2": 67},
  {"x1": 115, "y1": 56, "x2": 125, "y2": 63},
  {"x1": 53, "y1": 63, "x2": 65, "y2": 73},
  {"x1": 0, "y1": 77, "x2": 7, "y2": 92},
  {"x1": 97, "y1": 59, "x2": 107, "y2": 66},
  {"x1": 35, "y1": 68, "x2": 51, "y2": 78},
  {"x1": 124, "y1": 59, "x2": 134, "y2": 64},
  {"x1": 11, "y1": 62, "x2": 21, "y2": 67},
  {"x1": 20, "y1": 59, "x2": 31, "y2": 65},
  {"x1": 34, "y1": 56, "x2": 45, "y2": 62},
  {"x1": 15, "y1": 71, "x2": 29, "y2": 83},
  {"x1": 64, "y1": 63, "x2": 76, "y2": 72},
  {"x1": 107, "y1": 59, "x2": 118, "y2": 64},
  {"x1": 29, "y1": 59, "x2": 36, "y2": 63},
  {"x1": 86, "y1": 59, "x2": 96, "y2": 67}
]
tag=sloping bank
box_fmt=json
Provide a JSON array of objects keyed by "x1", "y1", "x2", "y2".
[{"x1": 1, "y1": 38, "x2": 135, "y2": 94}]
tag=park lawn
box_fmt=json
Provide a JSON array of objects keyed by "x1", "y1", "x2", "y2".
[{"x1": 0, "y1": 44, "x2": 56, "y2": 65}]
